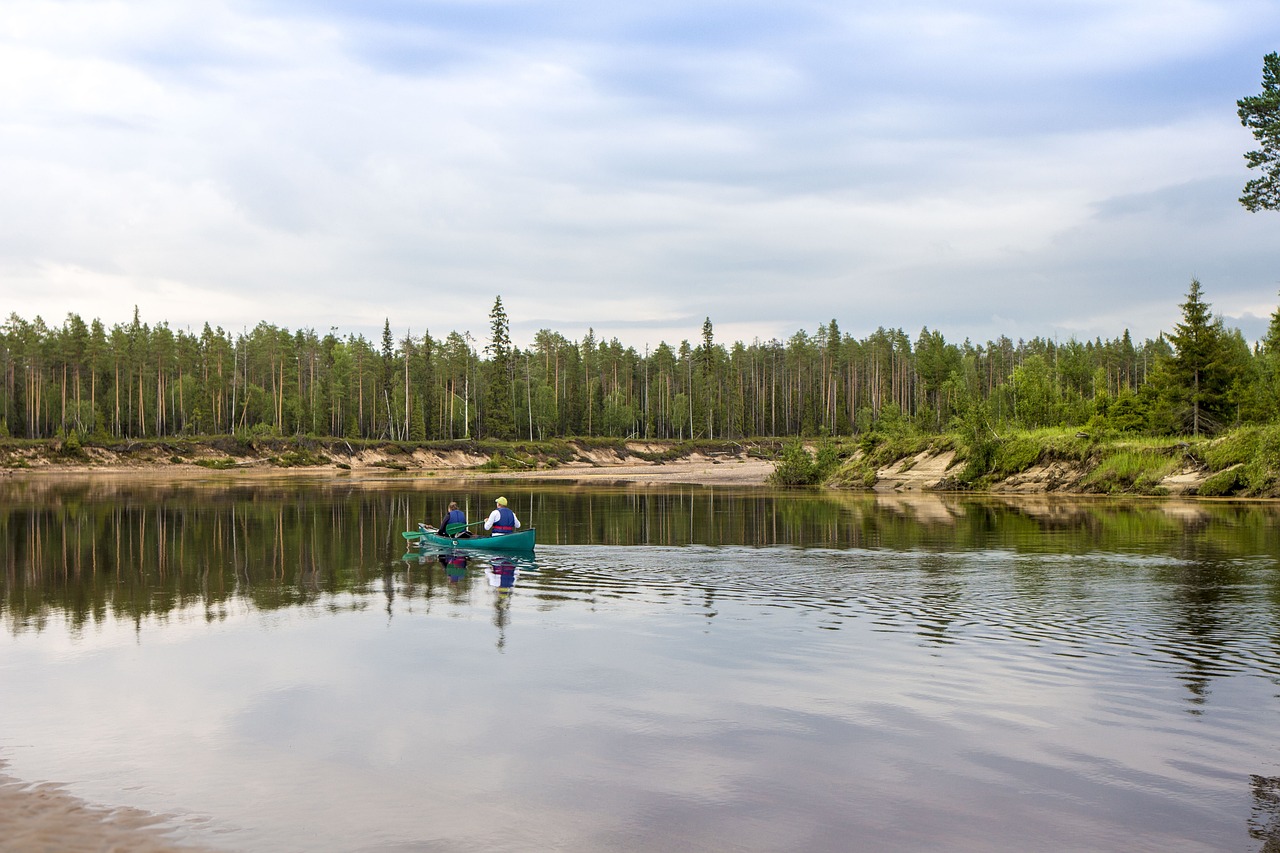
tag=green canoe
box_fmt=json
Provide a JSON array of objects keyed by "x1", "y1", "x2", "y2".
[{"x1": 403, "y1": 527, "x2": 536, "y2": 552}]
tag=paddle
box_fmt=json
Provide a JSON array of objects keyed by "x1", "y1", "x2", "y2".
[
  {"x1": 405, "y1": 520, "x2": 486, "y2": 540},
  {"x1": 446, "y1": 521, "x2": 487, "y2": 538}
]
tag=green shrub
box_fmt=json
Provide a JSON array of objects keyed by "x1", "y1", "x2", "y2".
[
  {"x1": 1198, "y1": 466, "x2": 1245, "y2": 497},
  {"x1": 991, "y1": 436, "x2": 1042, "y2": 479},
  {"x1": 56, "y1": 432, "x2": 89, "y2": 461},
  {"x1": 770, "y1": 441, "x2": 821, "y2": 486},
  {"x1": 1203, "y1": 428, "x2": 1260, "y2": 470},
  {"x1": 770, "y1": 440, "x2": 846, "y2": 486},
  {"x1": 1241, "y1": 425, "x2": 1280, "y2": 493},
  {"x1": 272, "y1": 449, "x2": 329, "y2": 468},
  {"x1": 195, "y1": 458, "x2": 237, "y2": 470},
  {"x1": 1085, "y1": 450, "x2": 1178, "y2": 494}
]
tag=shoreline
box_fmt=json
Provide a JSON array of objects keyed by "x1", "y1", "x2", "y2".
[
  {"x1": 0, "y1": 436, "x2": 1239, "y2": 496},
  {"x1": 0, "y1": 438, "x2": 780, "y2": 488},
  {"x1": 0, "y1": 456, "x2": 779, "y2": 487}
]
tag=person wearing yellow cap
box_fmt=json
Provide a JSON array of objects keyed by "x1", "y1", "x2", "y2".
[{"x1": 484, "y1": 495, "x2": 521, "y2": 535}]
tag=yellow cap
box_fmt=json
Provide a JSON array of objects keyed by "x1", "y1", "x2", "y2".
[{"x1": 496, "y1": 496, "x2": 508, "y2": 506}]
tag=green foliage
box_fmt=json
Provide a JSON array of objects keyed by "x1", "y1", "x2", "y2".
[
  {"x1": 1010, "y1": 354, "x2": 1055, "y2": 428},
  {"x1": 954, "y1": 398, "x2": 998, "y2": 484},
  {"x1": 770, "y1": 440, "x2": 844, "y2": 486},
  {"x1": 1089, "y1": 388, "x2": 1147, "y2": 434},
  {"x1": 271, "y1": 448, "x2": 329, "y2": 467},
  {"x1": 601, "y1": 389, "x2": 635, "y2": 437},
  {"x1": 991, "y1": 436, "x2": 1043, "y2": 479},
  {"x1": 831, "y1": 417, "x2": 935, "y2": 487},
  {"x1": 196, "y1": 458, "x2": 238, "y2": 470},
  {"x1": 242, "y1": 422, "x2": 277, "y2": 439},
  {"x1": 0, "y1": 280, "x2": 1275, "y2": 450},
  {"x1": 1242, "y1": 424, "x2": 1280, "y2": 493},
  {"x1": 56, "y1": 432, "x2": 88, "y2": 461},
  {"x1": 1198, "y1": 466, "x2": 1245, "y2": 497},
  {"x1": 1154, "y1": 279, "x2": 1236, "y2": 437},
  {"x1": 478, "y1": 452, "x2": 537, "y2": 471},
  {"x1": 1238, "y1": 52, "x2": 1280, "y2": 212},
  {"x1": 1203, "y1": 428, "x2": 1259, "y2": 470},
  {"x1": 1084, "y1": 449, "x2": 1179, "y2": 494}
]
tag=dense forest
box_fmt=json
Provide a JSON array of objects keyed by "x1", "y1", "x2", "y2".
[{"x1": 2, "y1": 281, "x2": 1277, "y2": 445}]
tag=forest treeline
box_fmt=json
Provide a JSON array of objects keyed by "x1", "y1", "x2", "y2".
[{"x1": 2, "y1": 282, "x2": 1277, "y2": 445}]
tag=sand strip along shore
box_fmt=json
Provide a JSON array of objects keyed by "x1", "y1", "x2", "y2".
[{"x1": 4, "y1": 453, "x2": 779, "y2": 487}]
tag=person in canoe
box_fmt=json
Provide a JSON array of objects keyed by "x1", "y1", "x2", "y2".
[
  {"x1": 438, "y1": 501, "x2": 471, "y2": 538},
  {"x1": 484, "y1": 496, "x2": 521, "y2": 535}
]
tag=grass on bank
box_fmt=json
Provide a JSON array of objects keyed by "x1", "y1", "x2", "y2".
[
  {"x1": 813, "y1": 420, "x2": 1280, "y2": 497},
  {"x1": 7, "y1": 425, "x2": 1280, "y2": 497}
]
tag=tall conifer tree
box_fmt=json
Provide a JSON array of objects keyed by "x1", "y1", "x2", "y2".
[
  {"x1": 483, "y1": 296, "x2": 514, "y2": 437},
  {"x1": 1165, "y1": 279, "x2": 1231, "y2": 436},
  {"x1": 1239, "y1": 53, "x2": 1280, "y2": 212}
]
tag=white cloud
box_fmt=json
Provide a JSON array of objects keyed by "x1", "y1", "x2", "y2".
[{"x1": 1, "y1": 0, "x2": 1278, "y2": 349}]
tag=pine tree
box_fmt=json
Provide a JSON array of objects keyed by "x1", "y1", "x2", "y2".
[{"x1": 1238, "y1": 53, "x2": 1280, "y2": 212}]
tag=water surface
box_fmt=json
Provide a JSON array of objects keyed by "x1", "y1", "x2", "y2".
[{"x1": 2, "y1": 478, "x2": 1279, "y2": 851}]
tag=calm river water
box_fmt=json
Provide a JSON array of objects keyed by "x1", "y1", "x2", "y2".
[{"x1": 2, "y1": 477, "x2": 1279, "y2": 852}]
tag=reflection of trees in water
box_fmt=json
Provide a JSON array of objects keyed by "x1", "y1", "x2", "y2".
[
  {"x1": 4, "y1": 481, "x2": 1280, "y2": 705},
  {"x1": 0, "y1": 484, "x2": 428, "y2": 630},
  {"x1": 1250, "y1": 775, "x2": 1280, "y2": 853},
  {"x1": 913, "y1": 554, "x2": 963, "y2": 645},
  {"x1": 1154, "y1": 548, "x2": 1256, "y2": 711}
]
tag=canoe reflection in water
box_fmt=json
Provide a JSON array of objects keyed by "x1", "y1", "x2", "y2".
[{"x1": 402, "y1": 550, "x2": 537, "y2": 649}]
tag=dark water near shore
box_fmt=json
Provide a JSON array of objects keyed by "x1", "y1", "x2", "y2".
[{"x1": 2, "y1": 477, "x2": 1280, "y2": 852}]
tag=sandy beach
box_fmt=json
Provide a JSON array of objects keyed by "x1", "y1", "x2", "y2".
[{"x1": 469, "y1": 453, "x2": 777, "y2": 486}]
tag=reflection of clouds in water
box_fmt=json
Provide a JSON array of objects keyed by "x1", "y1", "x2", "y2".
[
  {"x1": 0, "y1": 540, "x2": 1275, "y2": 851},
  {"x1": 4, "y1": 483, "x2": 1280, "y2": 852}
]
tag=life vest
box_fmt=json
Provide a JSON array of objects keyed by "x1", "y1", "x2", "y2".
[
  {"x1": 492, "y1": 506, "x2": 516, "y2": 534},
  {"x1": 442, "y1": 509, "x2": 468, "y2": 536}
]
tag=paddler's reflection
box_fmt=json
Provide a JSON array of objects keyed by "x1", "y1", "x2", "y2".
[
  {"x1": 486, "y1": 557, "x2": 519, "y2": 650},
  {"x1": 438, "y1": 552, "x2": 470, "y2": 583},
  {"x1": 484, "y1": 557, "x2": 519, "y2": 592}
]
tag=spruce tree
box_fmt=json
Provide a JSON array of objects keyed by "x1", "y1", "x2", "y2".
[
  {"x1": 1165, "y1": 279, "x2": 1231, "y2": 435},
  {"x1": 482, "y1": 296, "x2": 514, "y2": 437}
]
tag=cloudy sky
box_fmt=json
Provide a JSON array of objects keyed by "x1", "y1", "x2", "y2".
[{"x1": 2, "y1": 0, "x2": 1278, "y2": 351}]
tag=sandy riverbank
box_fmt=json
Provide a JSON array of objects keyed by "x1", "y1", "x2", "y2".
[
  {"x1": 0, "y1": 764, "x2": 216, "y2": 853},
  {"x1": 0, "y1": 438, "x2": 778, "y2": 484},
  {"x1": 467, "y1": 454, "x2": 777, "y2": 485},
  {"x1": 1, "y1": 441, "x2": 780, "y2": 487}
]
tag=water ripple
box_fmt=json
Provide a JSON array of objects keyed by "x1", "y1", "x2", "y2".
[{"x1": 519, "y1": 545, "x2": 1280, "y2": 683}]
